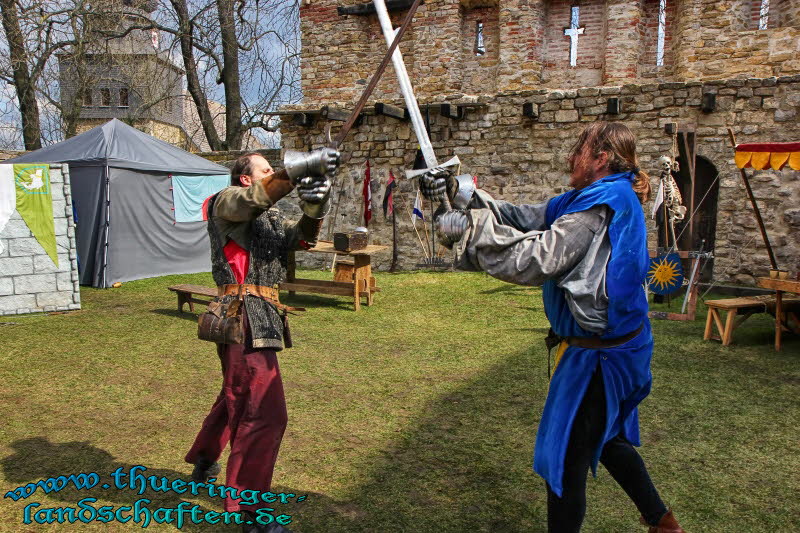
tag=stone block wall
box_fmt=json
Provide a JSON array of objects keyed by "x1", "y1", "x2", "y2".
[
  {"x1": 0, "y1": 165, "x2": 81, "y2": 315},
  {"x1": 673, "y1": 0, "x2": 800, "y2": 81},
  {"x1": 299, "y1": 0, "x2": 800, "y2": 102},
  {"x1": 281, "y1": 75, "x2": 800, "y2": 285}
]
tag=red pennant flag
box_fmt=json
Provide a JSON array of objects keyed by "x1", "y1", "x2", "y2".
[
  {"x1": 383, "y1": 171, "x2": 396, "y2": 218},
  {"x1": 363, "y1": 160, "x2": 372, "y2": 227}
]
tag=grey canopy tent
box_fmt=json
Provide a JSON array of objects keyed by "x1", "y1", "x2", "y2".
[{"x1": 7, "y1": 119, "x2": 230, "y2": 287}]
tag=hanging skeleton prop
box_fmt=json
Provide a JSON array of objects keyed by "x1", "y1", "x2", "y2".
[
  {"x1": 653, "y1": 154, "x2": 686, "y2": 250},
  {"x1": 648, "y1": 153, "x2": 687, "y2": 297}
]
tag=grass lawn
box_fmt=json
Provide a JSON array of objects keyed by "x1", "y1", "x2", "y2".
[{"x1": 1, "y1": 269, "x2": 798, "y2": 532}]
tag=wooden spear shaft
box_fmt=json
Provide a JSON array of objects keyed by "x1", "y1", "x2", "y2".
[
  {"x1": 395, "y1": 188, "x2": 429, "y2": 258},
  {"x1": 727, "y1": 128, "x2": 778, "y2": 270}
]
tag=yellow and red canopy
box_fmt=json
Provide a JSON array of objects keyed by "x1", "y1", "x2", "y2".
[{"x1": 735, "y1": 142, "x2": 800, "y2": 171}]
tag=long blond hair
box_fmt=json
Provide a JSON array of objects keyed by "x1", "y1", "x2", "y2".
[{"x1": 569, "y1": 122, "x2": 651, "y2": 204}]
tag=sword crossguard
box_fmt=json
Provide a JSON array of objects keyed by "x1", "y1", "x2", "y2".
[{"x1": 403, "y1": 156, "x2": 461, "y2": 180}]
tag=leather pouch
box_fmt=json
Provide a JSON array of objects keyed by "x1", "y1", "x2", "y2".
[{"x1": 197, "y1": 297, "x2": 244, "y2": 345}]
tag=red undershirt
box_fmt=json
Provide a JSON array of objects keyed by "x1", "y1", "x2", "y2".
[
  {"x1": 223, "y1": 240, "x2": 249, "y2": 284},
  {"x1": 205, "y1": 197, "x2": 249, "y2": 284}
]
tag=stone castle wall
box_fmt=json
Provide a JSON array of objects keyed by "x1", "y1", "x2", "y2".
[
  {"x1": 673, "y1": 0, "x2": 800, "y2": 81},
  {"x1": 0, "y1": 164, "x2": 82, "y2": 315},
  {"x1": 299, "y1": 0, "x2": 800, "y2": 103},
  {"x1": 281, "y1": 75, "x2": 800, "y2": 284}
]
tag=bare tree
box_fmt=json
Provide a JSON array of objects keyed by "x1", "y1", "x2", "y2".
[
  {"x1": 0, "y1": 0, "x2": 301, "y2": 150},
  {"x1": 157, "y1": 0, "x2": 301, "y2": 150}
]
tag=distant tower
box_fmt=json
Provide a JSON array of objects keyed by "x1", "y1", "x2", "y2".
[{"x1": 58, "y1": 0, "x2": 192, "y2": 148}]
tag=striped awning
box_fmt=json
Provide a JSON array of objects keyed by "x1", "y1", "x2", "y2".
[{"x1": 735, "y1": 142, "x2": 800, "y2": 170}]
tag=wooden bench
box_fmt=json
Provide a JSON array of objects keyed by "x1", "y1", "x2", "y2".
[
  {"x1": 168, "y1": 284, "x2": 217, "y2": 313},
  {"x1": 704, "y1": 295, "x2": 800, "y2": 346}
]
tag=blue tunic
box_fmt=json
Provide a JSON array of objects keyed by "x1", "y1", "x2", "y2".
[{"x1": 533, "y1": 172, "x2": 653, "y2": 497}]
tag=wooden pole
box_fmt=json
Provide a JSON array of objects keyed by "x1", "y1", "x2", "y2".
[
  {"x1": 662, "y1": 188, "x2": 670, "y2": 249},
  {"x1": 727, "y1": 128, "x2": 778, "y2": 270},
  {"x1": 681, "y1": 131, "x2": 696, "y2": 248},
  {"x1": 398, "y1": 190, "x2": 429, "y2": 258},
  {"x1": 422, "y1": 203, "x2": 432, "y2": 257},
  {"x1": 390, "y1": 209, "x2": 398, "y2": 271}
]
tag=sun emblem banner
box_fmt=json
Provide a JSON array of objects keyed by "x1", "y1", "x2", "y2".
[
  {"x1": 14, "y1": 164, "x2": 57, "y2": 266},
  {"x1": 647, "y1": 253, "x2": 684, "y2": 295}
]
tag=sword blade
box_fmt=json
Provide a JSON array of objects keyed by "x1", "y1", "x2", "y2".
[
  {"x1": 373, "y1": 0, "x2": 436, "y2": 168},
  {"x1": 331, "y1": 0, "x2": 424, "y2": 148}
]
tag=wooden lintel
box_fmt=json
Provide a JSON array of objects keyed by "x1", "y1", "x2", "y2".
[
  {"x1": 338, "y1": 0, "x2": 421, "y2": 16},
  {"x1": 439, "y1": 103, "x2": 464, "y2": 120},
  {"x1": 320, "y1": 106, "x2": 351, "y2": 122},
  {"x1": 375, "y1": 102, "x2": 408, "y2": 120}
]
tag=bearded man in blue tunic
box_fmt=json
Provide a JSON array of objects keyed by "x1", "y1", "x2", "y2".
[{"x1": 420, "y1": 122, "x2": 685, "y2": 533}]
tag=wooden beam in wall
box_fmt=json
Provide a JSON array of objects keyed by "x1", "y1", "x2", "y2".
[
  {"x1": 375, "y1": 102, "x2": 409, "y2": 120},
  {"x1": 338, "y1": 0, "x2": 422, "y2": 16}
]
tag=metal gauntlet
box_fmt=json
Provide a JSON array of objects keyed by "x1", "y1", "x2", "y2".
[
  {"x1": 435, "y1": 210, "x2": 469, "y2": 249},
  {"x1": 297, "y1": 176, "x2": 331, "y2": 219},
  {"x1": 420, "y1": 169, "x2": 475, "y2": 209},
  {"x1": 283, "y1": 147, "x2": 341, "y2": 185}
]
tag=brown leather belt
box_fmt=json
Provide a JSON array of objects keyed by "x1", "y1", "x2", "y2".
[
  {"x1": 217, "y1": 284, "x2": 304, "y2": 314},
  {"x1": 564, "y1": 324, "x2": 644, "y2": 350}
]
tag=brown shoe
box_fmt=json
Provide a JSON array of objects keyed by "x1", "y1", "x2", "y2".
[{"x1": 640, "y1": 510, "x2": 686, "y2": 533}]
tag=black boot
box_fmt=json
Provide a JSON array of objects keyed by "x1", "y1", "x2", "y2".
[{"x1": 191, "y1": 457, "x2": 221, "y2": 482}]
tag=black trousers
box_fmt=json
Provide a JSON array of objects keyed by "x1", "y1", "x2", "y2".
[{"x1": 546, "y1": 366, "x2": 668, "y2": 532}]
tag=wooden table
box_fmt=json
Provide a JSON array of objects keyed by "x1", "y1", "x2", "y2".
[
  {"x1": 756, "y1": 277, "x2": 800, "y2": 351},
  {"x1": 282, "y1": 240, "x2": 388, "y2": 311}
]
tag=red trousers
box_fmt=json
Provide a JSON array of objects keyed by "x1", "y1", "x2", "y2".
[{"x1": 185, "y1": 329, "x2": 288, "y2": 512}]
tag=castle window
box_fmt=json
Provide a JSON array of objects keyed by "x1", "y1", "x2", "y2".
[
  {"x1": 100, "y1": 88, "x2": 111, "y2": 107},
  {"x1": 759, "y1": 0, "x2": 770, "y2": 29},
  {"x1": 81, "y1": 87, "x2": 92, "y2": 107},
  {"x1": 748, "y1": 0, "x2": 793, "y2": 29},
  {"x1": 474, "y1": 21, "x2": 486, "y2": 55},
  {"x1": 460, "y1": 3, "x2": 500, "y2": 95},
  {"x1": 642, "y1": 0, "x2": 675, "y2": 76},
  {"x1": 564, "y1": 6, "x2": 585, "y2": 68},
  {"x1": 543, "y1": 0, "x2": 604, "y2": 86},
  {"x1": 119, "y1": 88, "x2": 129, "y2": 108},
  {"x1": 656, "y1": 0, "x2": 667, "y2": 66}
]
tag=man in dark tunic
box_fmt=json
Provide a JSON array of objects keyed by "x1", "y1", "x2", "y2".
[{"x1": 185, "y1": 149, "x2": 338, "y2": 533}]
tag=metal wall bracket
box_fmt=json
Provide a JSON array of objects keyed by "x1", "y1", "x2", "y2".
[
  {"x1": 439, "y1": 103, "x2": 464, "y2": 120},
  {"x1": 701, "y1": 92, "x2": 716, "y2": 113},
  {"x1": 606, "y1": 97, "x2": 620, "y2": 115},
  {"x1": 292, "y1": 113, "x2": 314, "y2": 128},
  {"x1": 522, "y1": 102, "x2": 538, "y2": 119}
]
